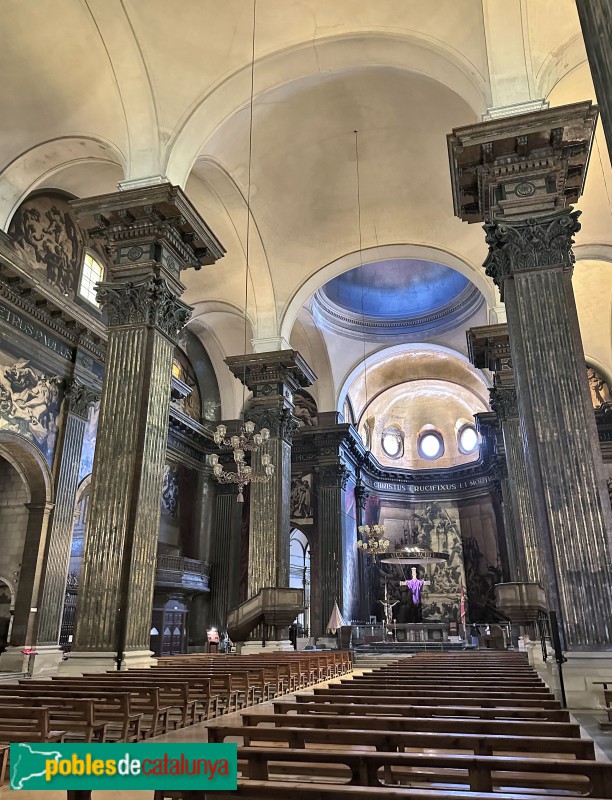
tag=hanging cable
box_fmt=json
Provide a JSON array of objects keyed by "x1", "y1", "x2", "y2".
[{"x1": 354, "y1": 130, "x2": 370, "y2": 449}]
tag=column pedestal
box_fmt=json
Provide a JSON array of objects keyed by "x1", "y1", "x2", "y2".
[{"x1": 59, "y1": 649, "x2": 156, "y2": 675}]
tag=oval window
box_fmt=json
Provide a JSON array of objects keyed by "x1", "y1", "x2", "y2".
[
  {"x1": 418, "y1": 431, "x2": 443, "y2": 460},
  {"x1": 459, "y1": 425, "x2": 479, "y2": 454},
  {"x1": 382, "y1": 429, "x2": 402, "y2": 458}
]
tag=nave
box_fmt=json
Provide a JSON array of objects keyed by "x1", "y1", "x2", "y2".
[{"x1": 1, "y1": 650, "x2": 610, "y2": 799}]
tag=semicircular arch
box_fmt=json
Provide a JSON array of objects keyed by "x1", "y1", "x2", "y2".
[{"x1": 0, "y1": 431, "x2": 52, "y2": 505}]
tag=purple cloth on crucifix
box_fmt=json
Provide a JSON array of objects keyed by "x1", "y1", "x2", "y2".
[{"x1": 406, "y1": 577, "x2": 424, "y2": 605}]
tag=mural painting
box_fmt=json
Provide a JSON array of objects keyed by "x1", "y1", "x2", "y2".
[
  {"x1": 78, "y1": 400, "x2": 100, "y2": 482},
  {"x1": 293, "y1": 389, "x2": 318, "y2": 427},
  {"x1": 161, "y1": 464, "x2": 180, "y2": 517},
  {"x1": 171, "y1": 352, "x2": 202, "y2": 421},
  {"x1": 8, "y1": 192, "x2": 85, "y2": 297},
  {"x1": 458, "y1": 497, "x2": 503, "y2": 622},
  {"x1": 0, "y1": 349, "x2": 62, "y2": 464},
  {"x1": 290, "y1": 473, "x2": 313, "y2": 524}
]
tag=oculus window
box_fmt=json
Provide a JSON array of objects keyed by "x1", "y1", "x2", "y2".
[
  {"x1": 418, "y1": 431, "x2": 444, "y2": 460},
  {"x1": 458, "y1": 424, "x2": 479, "y2": 455},
  {"x1": 381, "y1": 428, "x2": 403, "y2": 459},
  {"x1": 78, "y1": 253, "x2": 104, "y2": 307}
]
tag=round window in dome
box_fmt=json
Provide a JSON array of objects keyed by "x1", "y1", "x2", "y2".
[
  {"x1": 382, "y1": 429, "x2": 403, "y2": 459},
  {"x1": 418, "y1": 431, "x2": 444, "y2": 460},
  {"x1": 458, "y1": 424, "x2": 479, "y2": 454}
]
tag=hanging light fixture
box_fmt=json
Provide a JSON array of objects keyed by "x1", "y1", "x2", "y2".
[
  {"x1": 208, "y1": 0, "x2": 273, "y2": 503},
  {"x1": 357, "y1": 524, "x2": 391, "y2": 555},
  {"x1": 208, "y1": 421, "x2": 274, "y2": 503}
]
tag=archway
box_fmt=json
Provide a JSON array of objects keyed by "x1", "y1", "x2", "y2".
[
  {"x1": 0, "y1": 432, "x2": 53, "y2": 669},
  {"x1": 290, "y1": 529, "x2": 311, "y2": 638}
]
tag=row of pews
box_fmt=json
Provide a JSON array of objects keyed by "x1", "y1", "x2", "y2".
[
  {"x1": 0, "y1": 650, "x2": 351, "y2": 784},
  {"x1": 207, "y1": 650, "x2": 612, "y2": 800}
]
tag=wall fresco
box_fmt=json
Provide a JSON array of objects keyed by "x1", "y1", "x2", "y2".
[{"x1": 0, "y1": 350, "x2": 62, "y2": 464}]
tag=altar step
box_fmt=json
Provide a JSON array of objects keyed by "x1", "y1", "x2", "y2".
[{"x1": 354, "y1": 641, "x2": 467, "y2": 656}]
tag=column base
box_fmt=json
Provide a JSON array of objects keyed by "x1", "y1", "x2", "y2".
[
  {"x1": 59, "y1": 649, "x2": 157, "y2": 675},
  {"x1": 238, "y1": 640, "x2": 294, "y2": 654},
  {"x1": 0, "y1": 645, "x2": 64, "y2": 675},
  {"x1": 540, "y1": 651, "x2": 612, "y2": 709}
]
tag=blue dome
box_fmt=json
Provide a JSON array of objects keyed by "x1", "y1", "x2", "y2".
[
  {"x1": 321, "y1": 259, "x2": 471, "y2": 319},
  {"x1": 313, "y1": 258, "x2": 483, "y2": 341}
]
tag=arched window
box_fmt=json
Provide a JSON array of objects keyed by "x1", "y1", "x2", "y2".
[
  {"x1": 78, "y1": 253, "x2": 104, "y2": 307},
  {"x1": 290, "y1": 529, "x2": 311, "y2": 635}
]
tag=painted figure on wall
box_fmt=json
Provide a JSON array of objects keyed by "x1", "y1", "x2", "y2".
[
  {"x1": 293, "y1": 389, "x2": 319, "y2": 427},
  {"x1": 78, "y1": 400, "x2": 100, "y2": 482},
  {"x1": 9, "y1": 193, "x2": 84, "y2": 297},
  {"x1": 0, "y1": 354, "x2": 62, "y2": 463},
  {"x1": 290, "y1": 474, "x2": 313, "y2": 521}
]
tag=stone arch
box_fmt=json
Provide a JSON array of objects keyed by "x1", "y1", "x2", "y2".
[
  {"x1": 165, "y1": 31, "x2": 490, "y2": 187},
  {"x1": 337, "y1": 342, "x2": 491, "y2": 417},
  {"x1": 280, "y1": 243, "x2": 497, "y2": 348},
  {"x1": 0, "y1": 432, "x2": 53, "y2": 667},
  {"x1": 0, "y1": 135, "x2": 126, "y2": 232}
]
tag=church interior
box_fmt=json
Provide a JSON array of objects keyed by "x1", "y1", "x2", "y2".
[{"x1": 1, "y1": 0, "x2": 612, "y2": 795}]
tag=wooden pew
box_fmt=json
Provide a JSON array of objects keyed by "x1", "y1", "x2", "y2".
[
  {"x1": 0, "y1": 695, "x2": 107, "y2": 742},
  {"x1": 0, "y1": 706, "x2": 66, "y2": 743},
  {"x1": 328, "y1": 685, "x2": 555, "y2": 702},
  {"x1": 235, "y1": 747, "x2": 612, "y2": 795},
  {"x1": 202, "y1": 784, "x2": 612, "y2": 800},
  {"x1": 12, "y1": 685, "x2": 141, "y2": 742},
  {"x1": 311, "y1": 687, "x2": 562, "y2": 709},
  {"x1": 285, "y1": 698, "x2": 570, "y2": 722},
  {"x1": 208, "y1": 724, "x2": 596, "y2": 759},
  {"x1": 240, "y1": 711, "x2": 582, "y2": 739}
]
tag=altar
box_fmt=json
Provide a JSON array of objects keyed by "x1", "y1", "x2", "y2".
[{"x1": 392, "y1": 622, "x2": 449, "y2": 642}]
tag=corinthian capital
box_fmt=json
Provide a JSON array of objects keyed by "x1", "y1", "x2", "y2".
[
  {"x1": 96, "y1": 276, "x2": 192, "y2": 342},
  {"x1": 64, "y1": 381, "x2": 100, "y2": 420},
  {"x1": 489, "y1": 386, "x2": 519, "y2": 422},
  {"x1": 483, "y1": 209, "x2": 581, "y2": 295}
]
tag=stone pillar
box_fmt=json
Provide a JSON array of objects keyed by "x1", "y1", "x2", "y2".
[
  {"x1": 314, "y1": 463, "x2": 349, "y2": 635},
  {"x1": 576, "y1": 0, "x2": 612, "y2": 164},
  {"x1": 209, "y1": 483, "x2": 242, "y2": 631},
  {"x1": 33, "y1": 382, "x2": 99, "y2": 673},
  {"x1": 224, "y1": 352, "x2": 316, "y2": 601},
  {"x1": 475, "y1": 411, "x2": 523, "y2": 582},
  {"x1": 449, "y1": 102, "x2": 612, "y2": 652},
  {"x1": 355, "y1": 480, "x2": 371, "y2": 620},
  {"x1": 187, "y1": 468, "x2": 215, "y2": 650},
  {"x1": 62, "y1": 185, "x2": 224, "y2": 673}
]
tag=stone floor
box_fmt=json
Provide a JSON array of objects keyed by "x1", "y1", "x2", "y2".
[{"x1": 1, "y1": 666, "x2": 610, "y2": 798}]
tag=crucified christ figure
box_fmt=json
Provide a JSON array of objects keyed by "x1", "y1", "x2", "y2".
[{"x1": 378, "y1": 599, "x2": 399, "y2": 625}]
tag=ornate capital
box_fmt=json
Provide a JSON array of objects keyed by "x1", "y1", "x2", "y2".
[
  {"x1": 225, "y1": 350, "x2": 317, "y2": 395},
  {"x1": 355, "y1": 481, "x2": 369, "y2": 510},
  {"x1": 246, "y1": 406, "x2": 300, "y2": 444},
  {"x1": 489, "y1": 386, "x2": 519, "y2": 421},
  {"x1": 97, "y1": 276, "x2": 192, "y2": 342},
  {"x1": 315, "y1": 463, "x2": 349, "y2": 490},
  {"x1": 64, "y1": 381, "x2": 100, "y2": 420},
  {"x1": 483, "y1": 209, "x2": 581, "y2": 295}
]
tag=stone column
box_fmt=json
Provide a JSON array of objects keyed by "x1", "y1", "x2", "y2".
[
  {"x1": 315, "y1": 463, "x2": 349, "y2": 635},
  {"x1": 187, "y1": 468, "x2": 215, "y2": 650},
  {"x1": 62, "y1": 185, "x2": 224, "y2": 673},
  {"x1": 576, "y1": 0, "x2": 612, "y2": 164},
  {"x1": 449, "y1": 102, "x2": 612, "y2": 652},
  {"x1": 209, "y1": 483, "x2": 242, "y2": 631},
  {"x1": 33, "y1": 382, "x2": 99, "y2": 673},
  {"x1": 355, "y1": 480, "x2": 371, "y2": 620},
  {"x1": 475, "y1": 411, "x2": 524, "y2": 582},
  {"x1": 224, "y1": 351, "x2": 316, "y2": 601}
]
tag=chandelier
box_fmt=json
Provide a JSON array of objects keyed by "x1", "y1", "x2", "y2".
[
  {"x1": 208, "y1": 421, "x2": 274, "y2": 503},
  {"x1": 357, "y1": 524, "x2": 391, "y2": 555}
]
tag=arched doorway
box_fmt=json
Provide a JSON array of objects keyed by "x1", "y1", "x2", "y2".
[
  {"x1": 290, "y1": 529, "x2": 311, "y2": 636},
  {"x1": 0, "y1": 432, "x2": 53, "y2": 670}
]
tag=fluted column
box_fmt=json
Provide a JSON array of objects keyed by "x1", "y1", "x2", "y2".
[
  {"x1": 450, "y1": 104, "x2": 612, "y2": 649},
  {"x1": 37, "y1": 382, "x2": 99, "y2": 648},
  {"x1": 490, "y1": 387, "x2": 543, "y2": 584},
  {"x1": 62, "y1": 185, "x2": 224, "y2": 672},
  {"x1": 315, "y1": 464, "x2": 349, "y2": 634},
  {"x1": 209, "y1": 483, "x2": 242, "y2": 630},
  {"x1": 224, "y1": 351, "x2": 316, "y2": 615}
]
